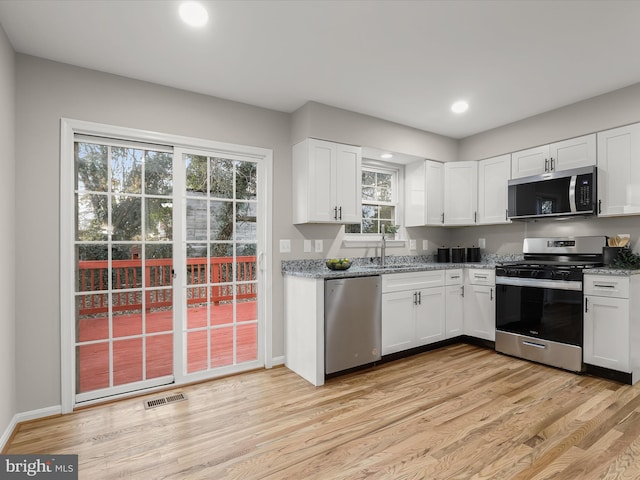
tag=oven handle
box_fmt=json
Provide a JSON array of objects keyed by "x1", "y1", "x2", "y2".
[
  {"x1": 522, "y1": 340, "x2": 547, "y2": 350},
  {"x1": 496, "y1": 276, "x2": 582, "y2": 291}
]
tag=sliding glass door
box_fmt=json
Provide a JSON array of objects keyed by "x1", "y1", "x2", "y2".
[
  {"x1": 74, "y1": 139, "x2": 175, "y2": 402},
  {"x1": 63, "y1": 121, "x2": 271, "y2": 409},
  {"x1": 181, "y1": 151, "x2": 261, "y2": 377}
]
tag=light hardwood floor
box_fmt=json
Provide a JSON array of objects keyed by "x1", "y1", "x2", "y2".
[{"x1": 6, "y1": 344, "x2": 640, "y2": 479}]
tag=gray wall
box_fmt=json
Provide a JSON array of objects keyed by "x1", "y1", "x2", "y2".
[
  {"x1": 451, "y1": 82, "x2": 640, "y2": 253},
  {"x1": 458, "y1": 82, "x2": 640, "y2": 162},
  {"x1": 14, "y1": 55, "x2": 291, "y2": 412},
  {"x1": 292, "y1": 101, "x2": 458, "y2": 162},
  {"x1": 0, "y1": 24, "x2": 16, "y2": 443}
]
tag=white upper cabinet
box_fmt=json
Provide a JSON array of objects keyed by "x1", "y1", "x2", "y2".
[
  {"x1": 292, "y1": 138, "x2": 362, "y2": 224},
  {"x1": 597, "y1": 123, "x2": 640, "y2": 216},
  {"x1": 405, "y1": 160, "x2": 444, "y2": 226},
  {"x1": 477, "y1": 154, "x2": 511, "y2": 225},
  {"x1": 511, "y1": 145, "x2": 548, "y2": 178},
  {"x1": 444, "y1": 161, "x2": 478, "y2": 225},
  {"x1": 511, "y1": 134, "x2": 596, "y2": 179}
]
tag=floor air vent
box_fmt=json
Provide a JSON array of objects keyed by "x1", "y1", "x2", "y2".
[{"x1": 144, "y1": 393, "x2": 187, "y2": 409}]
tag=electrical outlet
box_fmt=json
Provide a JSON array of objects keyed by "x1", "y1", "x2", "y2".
[
  {"x1": 423, "y1": 240, "x2": 429, "y2": 251},
  {"x1": 478, "y1": 238, "x2": 486, "y2": 249},
  {"x1": 303, "y1": 239, "x2": 312, "y2": 253},
  {"x1": 409, "y1": 239, "x2": 416, "y2": 250},
  {"x1": 279, "y1": 239, "x2": 291, "y2": 253},
  {"x1": 315, "y1": 239, "x2": 323, "y2": 253}
]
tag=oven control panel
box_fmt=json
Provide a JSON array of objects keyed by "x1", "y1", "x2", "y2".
[{"x1": 547, "y1": 240, "x2": 575, "y2": 248}]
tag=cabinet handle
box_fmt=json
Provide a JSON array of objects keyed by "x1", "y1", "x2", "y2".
[
  {"x1": 413, "y1": 291, "x2": 418, "y2": 305},
  {"x1": 461, "y1": 285, "x2": 464, "y2": 297},
  {"x1": 598, "y1": 199, "x2": 602, "y2": 214},
  {"x1": 550, "y1": 157, "x2": 555, "y2": 171},
  {"x1": 441, "y1": 212, "x2": 445, "y2": 224},
  {"x1": 451, "y1": 275, "x2": 460, "y2": 279},
  {"x1": 545, "y1": 158, "x2": 549, "y2": 172},
  {"x1": 333, "y1": 206, "x2": 338, "y2": 220},
  {"x1": 474, "y1": 211, "x2": 477, "y2": 223},
  {"x1": 418, "y1": 291, "x2": 422, "y2": 305},
  {"x1": 585, "y1": 297, "x2": 589, "y2": 313},
  {"x1": 338, "y1": 206, "x2": 342, "y2": 220},
  {"x1": 475, "y1": 274, "x2": 488, "y2": 279},
  {"x1": 594, "y1": 284, "x2": 616, "y2": 288},
  {"x1": 506, "y1": 209, "x2": 508, "y2": 221},
  {"x1": 490, "y1": 288, "x2": 493, "y2": 301}
]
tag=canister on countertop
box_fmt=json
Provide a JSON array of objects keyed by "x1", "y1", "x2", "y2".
[
  {"x1": 466, "y1": 246, "x2": 481, "y2": 262},
  {"x1": 451, "y1": 247, "x2": 465, "y2": 263},
  {"x1": 437, "y1": 247, "x2": 450, "y2": 263},
  {"x1": 603, "y1": 246, "x2": 623, "y2": 265}
]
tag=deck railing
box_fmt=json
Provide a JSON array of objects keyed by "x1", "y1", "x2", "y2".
[{"x1": 77, "y1": 256, "x2": 257, "y2": 315}]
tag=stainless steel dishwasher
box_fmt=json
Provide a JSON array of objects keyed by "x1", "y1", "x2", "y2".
[{"x1": 325, "y1": 275, "x2": 381, "y2": 375}]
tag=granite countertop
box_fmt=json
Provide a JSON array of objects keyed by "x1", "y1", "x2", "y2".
[
  {"x1": 282, "y1": 254, "x2": 520, "y2": 279},
  {"x1": 584, "y1": 267, "x2": 640, "y2": 276}
]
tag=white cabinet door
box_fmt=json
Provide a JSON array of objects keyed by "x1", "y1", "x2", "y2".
[
  {"x1": 335, "y1": 143, "x2": 362, "y2": 223},
  {"x1": 511, "y1": 135, "x2": 596, "y2": 179},
  {"x1": 445, "y1": 284, "x2": 464, "y2": 338},
  {"x1": 584, "y1": 295, "x2": 630, "y2": 372},
  {"x1": 597, "y1": 123, "x2": 640, "y2": 216},
  {"x1": 425, "y1": 160, "x2": 445, "y2": 225},
  {"x1": 301, "y1": 139, "x2": 334, "y2": 222},
  {"x1": 477, "y1": 154, "x2": 511, "y2": 225},
  {"x1": 404, "y1": 160, "x2": 444, "y2": 226},
  {"x1": 404, "y1": 160, "x2": 426, "y2": 227},
  {"x1": 550, "y1": 134, "x2": 596, "y2": 172},
  {"x1": 381, "y1": 290, "x2": 415, "y2": 355},
  {"x1": 464, "y1": 284, "x2": 495, "y2": 341},
  {"x1": 415, "y1": 287, "x2": 446, "y2": 346},
  {"x1": 444, "y1": 161, "x2": 478, "y2": 225},
  {"x1": 511, "y1": 145, "x2": 549, "y2": 179},
  {"x1": 292, "y1": 138, "x2": 361, "y2": 224}
]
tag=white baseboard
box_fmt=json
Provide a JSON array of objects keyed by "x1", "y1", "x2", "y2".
[
  {"x1": 1, "y1": 405, "x2": 62, "y2": 451},
  {"x1": 0, "y1": 415, "x2": 17, "y2": 452}
]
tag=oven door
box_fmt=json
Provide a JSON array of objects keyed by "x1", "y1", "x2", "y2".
[
  {"x1": 496, "y1": 277, "x2": 583, "y2": 345},
  {"x1": 495, "y1": 276, "x2": 585, "y2": 371}
]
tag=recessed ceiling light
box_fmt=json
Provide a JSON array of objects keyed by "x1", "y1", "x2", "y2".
[
  {"x1": 179, "y1": 1, "x2": 209, "y2": 27},
  {"x1": 451, "y1": 101, "x2": 469, "y2": 114},
  {"x1": 380, "y1": 153, "x2": 393, "y2": 159}
]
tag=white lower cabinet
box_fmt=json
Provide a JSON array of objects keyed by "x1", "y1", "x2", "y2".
[
  {"x1": 464, "y1": 269, "x2": 496, "y2": 341},
  {"x1": 584, "y1": 274, "x2": 639, "y2": 382},
  {"x1": 445, "y1": 269, "x2": 464, "y2": 338},
  {"x1": 382, "y1": 271, "x2": 445, "y2": 355}
]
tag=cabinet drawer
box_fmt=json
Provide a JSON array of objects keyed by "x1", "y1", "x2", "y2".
[
  {"x1": 382, "y1": 270, "x2": 445, "y2": 293},
  {"x1": 584, "y1": 275, "x2": 629, "y2": 298},
  {"x1": 466, "y1": 268, "x2": 495, "y2": 286},
  {"x1": 445, "y1": 269, "x2": 463, "y2": 285}
]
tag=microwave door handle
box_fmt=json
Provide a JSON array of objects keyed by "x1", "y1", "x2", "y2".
[{"x1": 569, "y1": 175, "x2": 577, "y2": 213}]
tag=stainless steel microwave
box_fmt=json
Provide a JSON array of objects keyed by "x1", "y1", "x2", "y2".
[{"x1": 507, "y1": 166, "x2": 597, "y2": 220}]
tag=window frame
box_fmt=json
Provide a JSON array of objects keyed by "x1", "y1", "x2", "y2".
[{"x1": 343, "y1": 160, "x2": 404, "y2": 242}]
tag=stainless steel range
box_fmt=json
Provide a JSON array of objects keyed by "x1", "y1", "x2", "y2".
[{"x1": 495, "y1": 236, "x2": 607, "y2": 372}]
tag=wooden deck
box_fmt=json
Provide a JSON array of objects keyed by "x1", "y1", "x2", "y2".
[
  {"x1": 7, "y1": 344, "x2": 640, "y2": 479},
  {"x1": 77, "y1": 301, "x2": 257, "y2": 393}
]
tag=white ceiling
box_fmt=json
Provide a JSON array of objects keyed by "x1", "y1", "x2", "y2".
[{"x1": 1, "y1": 0, "x2": 639, "y2": 139}]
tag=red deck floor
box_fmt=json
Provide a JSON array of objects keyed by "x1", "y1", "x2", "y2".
[{"x1": 77, "y1": 302, "x2": 257, "y2": 393}]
